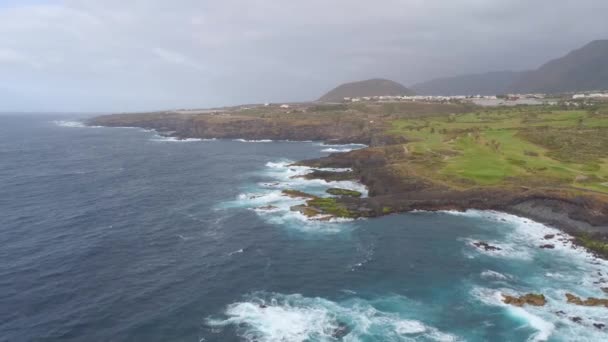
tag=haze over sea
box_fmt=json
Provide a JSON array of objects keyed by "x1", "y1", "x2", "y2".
[{"x1": 2, "y1": 114, "x2": 608, "y2": 342}]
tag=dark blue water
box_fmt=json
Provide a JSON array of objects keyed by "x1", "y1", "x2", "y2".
[{"x1": 1, "y1": 115, "x2": 607, "y2": 342}]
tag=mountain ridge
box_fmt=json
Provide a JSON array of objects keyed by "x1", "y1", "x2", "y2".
[
  {"x1": 411, "y1": 40, "x2": 608, "y2": 95},
  {"x1": 411, "y1": 71, "x2": 524, "y2": 96}
]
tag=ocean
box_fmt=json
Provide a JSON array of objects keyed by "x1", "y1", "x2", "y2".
[{"x1": 1, "y1": 114, "x2": 607, "y2": 342}]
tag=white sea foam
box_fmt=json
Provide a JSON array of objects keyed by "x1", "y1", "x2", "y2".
[
  {"x1": 319, "y1": 143, "x2": 368, "y2": 148},
  {"x1": 464, "y1": 237, "x2": 533, "y2": 260},
  {"x1": 319, "y1": 143, "x2": 367, "y2": 153},
  {"x1": 321, "y1": 147, "x2": 353, "y2": 153},
  {"x1": 470, "y1": 287, "x2": 555, "y2": 342},
  {"x1": 228, "y1": 248, "x2": 244, "y2": 256},
  {"x1": 233, "y1": 139, "x2": 273, "y2": 143},
  {"x1": 446, "y1": 210, "x2": 603, "y2": 263},
  {"x1": 207, "y1": 292, "x2": 459, "y2": 342},
  {"x1": 53, "y1": 120, "x2": 87, "y2": 128},
  {"x1": 508, "y1": 306, "x2": 555, "y2": 342},
  {"x1": 463, "y1": 210, "x2": 608, "y2": 341},
  {"x1": 221, "y1": 159, "x2": 368, "y2": 232},
  {"x1": 151, "y1": 134, "x2": 216, "y2": 142},
  {"x1": 481, "y1": 270, "x2": 511, "y2": 281}
]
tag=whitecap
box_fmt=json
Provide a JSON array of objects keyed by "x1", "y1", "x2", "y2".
[
  {"x1": 233, "y1": 139, "x2": 273, "y2": 143},
  {"x1": 481, "y1": 270, "x2": 511, "y2": 281},
  {"x1": 207, "y1": 292, "x2": 459, "y2": 342},
  {"x1": 228, "y1": 248, "x2": 244, "y2": 256},
  {"x1": 53, "y1": 120, "x2": 86, "y2": 128},
  {"x1": 470, "y1": 287, "x2": 555, "y2": 341},
  {"x1": 220, "y1": 158, "x2": 368, "y2": 233},
  {"x1": 321, "y1": 147, "x2": 354, "y2": 153},
  {"x1": 319, "y1": 142, "x2": 368, "y2": 149},
  {"x1": 508, "y1": 306, "x2": 555, "y2": 342}
]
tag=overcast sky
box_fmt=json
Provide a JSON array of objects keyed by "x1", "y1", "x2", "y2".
[{"x1": 1, "y1": 0, "x2": 607, "y2": 112}]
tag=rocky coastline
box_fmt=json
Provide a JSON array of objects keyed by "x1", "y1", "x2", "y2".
[{"x1": 87, "y1": 111, "x2": 608, "y2": 257}]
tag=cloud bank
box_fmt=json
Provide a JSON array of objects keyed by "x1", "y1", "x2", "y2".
[{"x1": 1, "y1": 0, "x2": 607, "y2": 112}]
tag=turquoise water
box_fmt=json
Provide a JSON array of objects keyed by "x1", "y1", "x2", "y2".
[{"x1": 1, "y1": 115, "x2": 607, "y2": 341}]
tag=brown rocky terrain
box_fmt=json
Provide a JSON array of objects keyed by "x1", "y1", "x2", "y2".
[{"x1": 297, "y1": 146, "x2": 608, "y2": 235}]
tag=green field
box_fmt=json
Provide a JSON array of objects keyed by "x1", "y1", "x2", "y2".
[{"x1": 386, "y1": 106, "x2": 608, "y2": 193}]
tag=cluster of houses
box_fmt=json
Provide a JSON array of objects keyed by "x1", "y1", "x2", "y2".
[
  {"x1": 340, "y1": 94, "x2": 550, "y2": 103},
  {"x1": 572, "y1": 93, "x2": 608, "y2": 99},
  {"x1": 343, "y1": 95, "x2": 483, "y2": 103}
]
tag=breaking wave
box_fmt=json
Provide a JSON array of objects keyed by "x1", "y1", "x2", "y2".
[
  {"x1": 319, "y1": 143, "x2": 367, "y2": 153},
  {"x1": 460, "y1": 210, "x2": 608, "y2": 341},
  {"x1": 233, "y1": 139, "x2": 274, "y2": 143},
  {"x1": 221, "y1": 159, "x2": 367, "y2": 232},
  {"x1": 53, "y1": 120, "x2": 87, "y2": 128},
  {"x1": 206, "y1": 292, "x2": 459, "y2": 342}
]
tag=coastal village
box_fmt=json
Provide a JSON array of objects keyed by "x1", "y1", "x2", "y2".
[
  {"x1": 252, "y1": 91, "x2": 608, "y2": 113},
  {"x1": 338, "y1": 92, "x2": 608, "y2": 106}
]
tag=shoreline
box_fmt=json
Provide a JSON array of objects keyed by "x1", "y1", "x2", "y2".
[{"x1": 85, "y1": 115, "x2": 608, "y2": 257}]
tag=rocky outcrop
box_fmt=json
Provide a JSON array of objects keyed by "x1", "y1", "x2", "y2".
[
  {"x1": 282, "y1": 189, "x2": 317, "y2": 199},
  {"x1": 503, "y1": 293, "x2": 547, "y2": 307},
  {"x1": 473, "y1": 241, "x2": 502, "y2": 251},
  {"x1": 565, "y1": 293, "x2": 608, "y2": 307},
  {"x1": 298, "y1": 146, "x2": 608, "y2": 255},
  {"x1": 326, "y1": 188, "x2": 362, "y2": 198}
]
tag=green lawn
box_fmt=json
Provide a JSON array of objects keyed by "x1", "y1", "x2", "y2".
[{"x1": 386, "y1": 107, "x2": 608, "y2": 191}]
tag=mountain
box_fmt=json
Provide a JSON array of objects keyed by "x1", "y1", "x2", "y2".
[
  {"x1": 411, "y1": 40, "x2": 608, "y2": 95},
  {"x1": 509, "y1": 40, "x2": 608, "y2": 94},
  {"x1": 411, "y1": 71, "x2": 524, "y2": 96},
  {"x1": 319, "y1": 78, "x2": 413, "y2": 102}
]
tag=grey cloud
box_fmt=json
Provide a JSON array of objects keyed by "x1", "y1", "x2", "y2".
[{"x1": 0, "y1": 0, "x2": 607, "y2": 112}]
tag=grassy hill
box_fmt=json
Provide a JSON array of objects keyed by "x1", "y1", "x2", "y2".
[{"x1": 318, "y1": 78, "x2": 413, "y2": 102}]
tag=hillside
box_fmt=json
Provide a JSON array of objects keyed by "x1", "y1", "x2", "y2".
[
  {"x1": 411, "y1": 40, "x2": 608, "y2": 95},
  {"x1": 318, "y1": 78, "x2": 413, "y2": 102},
  {"x1": 411, "y1": 71, "x2": 524, "y2": 96},
  {"x1": 510, "y1": 39, "x2": 608, "y2": 94}
]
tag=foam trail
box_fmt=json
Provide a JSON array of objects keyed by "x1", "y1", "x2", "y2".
[
  {"x1": 207, "y1": 292, "x2": 459, "y2": 342},
  {"x1": 228, "y1": 248, "x2": 244, "y2": 256}
]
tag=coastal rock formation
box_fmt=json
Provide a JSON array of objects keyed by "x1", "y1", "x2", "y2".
[
  {"x1": 565, "y1": 293, "x2": 608, "y2": 307},
  {"x1": 89, "y1": 100, "x2": 608, "y2": 258},
  {"x1": 473, "y1": 241, "x2": 502, "y2": 251},
  {"x1": 89, "y1": 111, "x2": 374, "y2": 145},
  {"x1": 326, "y1": 188, "x2": 362, "y2": 198},
  {"x1": 282, "y1": 189, "x2": 317, "y2": 199},
  {"x1": 502, "y1": 293, "x2": 547, "y2": 307}
]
